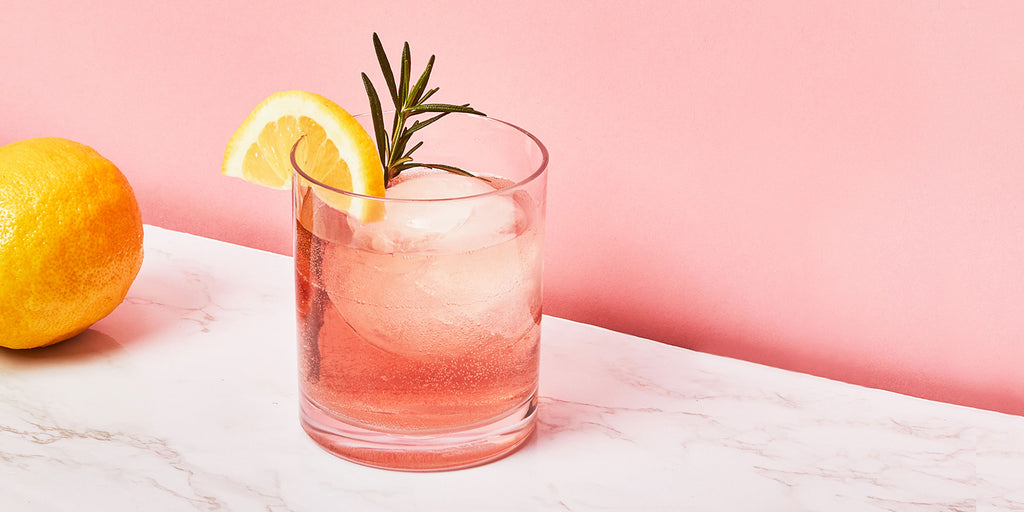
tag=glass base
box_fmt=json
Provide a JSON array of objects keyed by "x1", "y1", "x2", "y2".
[{"x1": 299, "y1": 394, "x2": 538, "y2": 472}]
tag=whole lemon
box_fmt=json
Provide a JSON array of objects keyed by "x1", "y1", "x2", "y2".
[{"x1": 0, "y1": 137, "x2": 144, "y2": 349}]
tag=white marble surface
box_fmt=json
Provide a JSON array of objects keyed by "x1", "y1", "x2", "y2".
[{"x1": 2, "y1": 225, "x2": 1022, "y2": 511}]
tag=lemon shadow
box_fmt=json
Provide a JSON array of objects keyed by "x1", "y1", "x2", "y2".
[{"x1": 0, "y1": 328, "x2": 125, "y2": 366}]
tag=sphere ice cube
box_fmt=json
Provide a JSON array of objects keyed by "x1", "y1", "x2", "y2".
[{"x1": 319, "y1": 171, "x2": 541, "y2": 358}]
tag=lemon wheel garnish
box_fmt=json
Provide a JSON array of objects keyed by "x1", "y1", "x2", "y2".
[{"x1": 222, "y1": 90, "x2": 385, "y2": 221}]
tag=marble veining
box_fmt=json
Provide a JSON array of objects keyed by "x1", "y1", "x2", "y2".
[{"x1": 1, "y1": 225, "x2": 1022, "y2": 511}]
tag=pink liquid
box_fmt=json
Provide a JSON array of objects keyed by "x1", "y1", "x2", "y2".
[{"x1": 295, "y1": 184, "x2": 542, "y2": 441}]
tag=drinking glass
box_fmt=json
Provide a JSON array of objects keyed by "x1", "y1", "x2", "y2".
[{"x1": 291, "y1": 112, "x2": 548, "y2": 471}]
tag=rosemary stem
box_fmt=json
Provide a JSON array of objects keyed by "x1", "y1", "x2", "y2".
[{"x1": 365, "y1": 34, "x2": 485, "y2": 187}]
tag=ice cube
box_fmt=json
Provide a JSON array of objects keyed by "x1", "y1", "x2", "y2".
[
  {"x1": 349, "y1": 171, "x2": 518, "y2": 254},
  {"x1": 317, "y1": 172, "x2": 542, "y2": 358}
]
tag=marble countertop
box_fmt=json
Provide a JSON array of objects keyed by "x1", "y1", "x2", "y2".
[{"x1": 2, "y1": 225, "x2": 1022, "y2": 511}]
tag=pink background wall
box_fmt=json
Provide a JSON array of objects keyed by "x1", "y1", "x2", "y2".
[{"x1": 4, "y1": 1, "x2": 1023, "y2": 416}]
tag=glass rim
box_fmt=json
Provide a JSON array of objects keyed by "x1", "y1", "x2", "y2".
[{"x1": 291, "y1": 112, "x2": 548, "y2": 203}]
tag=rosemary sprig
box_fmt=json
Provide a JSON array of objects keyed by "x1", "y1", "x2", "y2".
[{"x1": 361, "y1": 33, "x2": 486, "y2": 187}]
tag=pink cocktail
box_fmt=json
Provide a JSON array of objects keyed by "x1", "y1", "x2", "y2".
[{"x1": 292, "y1": 113, "x2": 548, "y2": 471}]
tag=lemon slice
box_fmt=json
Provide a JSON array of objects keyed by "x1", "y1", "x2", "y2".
[{"x1": 222, "y1": 90, "x2": 385, "y2": 221}]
